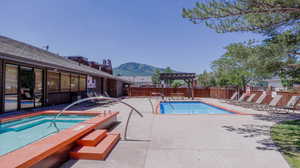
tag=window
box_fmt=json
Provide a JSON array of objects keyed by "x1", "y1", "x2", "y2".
[
  {"x1": 47, "y1": 71, "x2": 60, "y2": 92},
  {"x1": 35, "y1": 69, "x2": 43, "y2": 93},
  {"x1": 5, "y1": 64, "x2": 18, "y2": 112},
  {"x1": 35, "y1": 69, "x2": 43, "y2": 107},
  {"x1": 71, "y1": 74, "x2": 79, "y2": 91},
  {"x1": 5, "y1": 64, "x2": 18, "y2": 94},
  {"x1": 79, "y1": 75, "x2": 86, "y2": 91},
  {"x1": 61, "y1": 72, "x2": 70, "y2": 92}
]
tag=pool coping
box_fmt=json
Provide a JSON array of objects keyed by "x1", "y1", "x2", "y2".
[
  {"x1": 0, "y1": 110, "x2": 119, "y2": 168},
  {"x1": 155, "y1": 100, "x2": 252, "y2": 115}
]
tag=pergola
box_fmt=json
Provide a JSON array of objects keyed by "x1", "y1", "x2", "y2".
[{"x1": 159, "y1": 73, "x2": 196, "y2": 99}]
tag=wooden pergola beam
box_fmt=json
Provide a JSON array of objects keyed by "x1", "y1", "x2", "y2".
[{"x1": 159, "y1": 73, "x2": 196, "y2": 99}]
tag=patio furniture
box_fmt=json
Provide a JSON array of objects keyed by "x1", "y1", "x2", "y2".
[
  {"x1": 228, "y1": 93, "x2": 247, "y2": 105},
  {"x1": 86, "y1": 91, "x2": 114, "y2": 106},
  {"x1": 238, "y1": 93, "x2": 256, "y2": 106},
  {"x1": 245, "y1": 93, "x2": 267, "y2": 109},
  {"x1": 277, "y1": 96, "x2": 300, "y2": 113},
  {"x1": 245, "y1": 93, "x2": 256, "y2": 103},
  {"x1": 261, "y1": 95, "x2": 283, "y2": 113},
  {"x1": 224, "y1": 91, "x2": 239, "y2": 103},
  {"x1": 230, "y1": 92, "x2": 238, "y2": 100}
]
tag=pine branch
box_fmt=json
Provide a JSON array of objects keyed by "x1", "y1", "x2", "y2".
[{"x1": 187, "y1": 8, "x2": 300, "y2": 21}]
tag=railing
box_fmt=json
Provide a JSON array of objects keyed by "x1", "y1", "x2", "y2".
[{"x1": 49, "y1": 96, "x2": 144, "y2": 140}]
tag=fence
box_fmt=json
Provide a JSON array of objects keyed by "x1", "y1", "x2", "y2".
[
  {"x1": 209, "y1": 88, "x2": 237, "y2": 99},
  {"x1": 128, "y1": 87, "x2": 300, "y2": 108},
  {"x1": 128, "y1": 87, "x2": 229, "y2": 98},
  {"x1": 128, "y1": 87, "x2": 210, "y2": 97}
]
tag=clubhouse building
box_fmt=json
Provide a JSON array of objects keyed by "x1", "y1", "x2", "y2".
[{"x1": 0, "y1": 36, "x2": 130, "y2": 114}]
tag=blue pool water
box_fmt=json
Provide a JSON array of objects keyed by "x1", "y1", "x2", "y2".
[
  {"x1": 0, "y1": 114, "x2": 93, "y2": 156},
  {"x1": 160, "y1": 101, "x2": 234, "y2": 114}
]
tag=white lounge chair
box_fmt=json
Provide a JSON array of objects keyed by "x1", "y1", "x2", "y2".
[
  {"x1": 230, "y1": 92, "x2": 238, "y2": 100},
  {"x1": 225, "y1": 92, "x2": 238, "y2": 103},
  {"x1": 247, "y1": 93, "x2": 267, "y2": 109},
  {"x1": 277, "y1": 96, "x2": 300, "y2": 113},
  {"x1": 262, "y1": 95, "x2": 283, "y2": 113},
  {"x1": 245, "y1": 93, "x2": 256, "y2": 102},
  {"x1": 229, "y1": 93, "x2": 247, "y2": 105},
  {"x1": 239, "y1": 93, "x2": 256, "y2": 106}
]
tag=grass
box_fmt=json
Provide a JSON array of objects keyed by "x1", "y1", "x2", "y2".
[{"x1": 271, "y1": 120, "x2": 300, "y2": 168}]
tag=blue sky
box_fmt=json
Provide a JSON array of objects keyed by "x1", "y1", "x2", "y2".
[{"x1": 0, "y1": 0, "x2": 264, "y2": 73}]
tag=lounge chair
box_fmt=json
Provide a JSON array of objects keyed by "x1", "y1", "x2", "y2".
[
  {"x1": 230, "y1": 92, "x2": 238, "y2": 100},
  {"x1": 239, "y1": 93, "x2": 256, "y2": 107},
  {"x1": 245, "y1": 93, "x2": 256, "y2": 103},
  {"x1": 224, "y1": 92, "x2": 238, "y2": 103},
  {"x1": 245, "y1": 93, "x2": 267, "y2": 109},
  {"x1": 277, "y1": 96, "x2": 300, "y2": 113},
  {"x1": 86, "y1": 91, "x2": 113, "y2": 105},
  {"x1": 261, "y1": 95, "x2": 283, "y2": 113},
  {"x1": 228, "y1": 93, "x2": 247, "y2": 105}
]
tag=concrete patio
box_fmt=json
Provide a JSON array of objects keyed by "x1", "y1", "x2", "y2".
[{"x1": 61, "y1": 98, "x2": 297, "y2": 168}]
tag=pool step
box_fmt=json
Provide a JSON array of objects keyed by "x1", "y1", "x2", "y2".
[
  {"x1": 70, "y1": 131, "x2": 120, "y2": 160},
  {"x1": 77, "y1": 129, "x2": 107, "y2": 146}
]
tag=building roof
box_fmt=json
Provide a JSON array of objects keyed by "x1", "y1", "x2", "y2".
[
  {"x1": 0, "y1": 36, "x2": 129, "y2": 83},
  {"x1": 119, "y1": 76, "x2": 152, "y2": 83},
  {"x1": 159, "y1": 73, "x2": 196, "y2": 80}
]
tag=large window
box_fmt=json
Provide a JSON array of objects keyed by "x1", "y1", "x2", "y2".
[
  {"x1": 5, "y1": 64, "x2": 18, "y2": 112},
  {"x1": 61, "y1": 72, "x2": 70, "y2": 92},
  {"x1": 71, "y1": 74, "x2": 79, "y2": 91},
  {"x1": 47, "y1": 71, "x2": 60, "y2": 92},
  {"x1": 35, "y1": 69, "x2": 43, "y2": 93},
  {"x1": 79, "y1": 75, "x2": 86, "y2": 91},
  {"x1": 5, "y1": 64, "x2": 18, "y2": 94},
  {"x1": 35, "y1": 69, "x2": 43, "y2": 107}
]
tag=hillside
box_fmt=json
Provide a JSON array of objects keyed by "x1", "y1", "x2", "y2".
[{"x1": 113, "y1": 62, "x2": 177, "y2": 76}]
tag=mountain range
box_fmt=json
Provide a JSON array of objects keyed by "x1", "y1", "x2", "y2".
[{"x1": 113, "y1": 62, "x2": 177, "y2": 76}]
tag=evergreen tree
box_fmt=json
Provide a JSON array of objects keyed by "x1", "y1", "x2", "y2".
[
  {"x1": 182, "y1": 0, "x2": 300, "y2": 35},
  {"x1": 151, "y1": 69, "x2": 161, "y2": 84}
]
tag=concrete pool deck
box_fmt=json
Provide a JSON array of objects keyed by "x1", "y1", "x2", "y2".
[{"x1": 61, "y1": 98, "x2": 300, "y2": 168}]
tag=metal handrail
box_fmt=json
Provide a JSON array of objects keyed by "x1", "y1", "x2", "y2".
[{"x1": 48, "y1": 96, "x2": 144, "y2": 140}]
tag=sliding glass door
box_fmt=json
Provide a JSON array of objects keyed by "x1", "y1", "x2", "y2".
[
  {"x1": 20, "y1": 66, "x2": 34, "y2": 109},
  {"x1": 4, "y1": 64, "x2": 44, "y2": 112}
]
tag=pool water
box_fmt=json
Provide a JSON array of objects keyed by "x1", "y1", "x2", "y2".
[
  {"x1": 160, "y1": 102, "x2": 233, "y2": 114},
  {"x1": 0, "y1": 114, "x2": 93, "y2": 156}
]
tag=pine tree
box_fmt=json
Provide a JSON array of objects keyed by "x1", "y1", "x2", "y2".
[{"x1": 182, "y1": 0, "x2": 300, "y2": 34}]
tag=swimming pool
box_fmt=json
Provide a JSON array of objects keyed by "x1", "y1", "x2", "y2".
[
  {"x1": 160, "y1": 101, "x2": 234, "y2": 114},
  {"x1": 0, "y1": 114, "x2": 93, "y2": 156}
]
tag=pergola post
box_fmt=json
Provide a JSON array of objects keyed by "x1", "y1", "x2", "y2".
[{"x1": 159, "y1": 73, "x2": 196, "y2": 99}]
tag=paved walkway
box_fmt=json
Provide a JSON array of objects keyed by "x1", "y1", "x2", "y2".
[{"x1": 61, "y1": 98, "x2": 297, "y2": 168}]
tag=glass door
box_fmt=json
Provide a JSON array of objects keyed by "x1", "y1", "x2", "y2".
[{"x1": 20, "y1": 66, "x2": 34, "y2": 109}]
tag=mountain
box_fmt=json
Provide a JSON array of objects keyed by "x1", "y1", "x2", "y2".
[{"x1": 113, "y1": 62, "x2": 177, "y2": 76}]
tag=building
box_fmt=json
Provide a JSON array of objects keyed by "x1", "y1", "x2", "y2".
[
  {"x1": 68, "y1": 56, "x2": 113, "y2": 74},
  {"x1": 265, "y1": 77, "x2": 284, "y2": 91},
  {"x1": 119, "y1": 76, "x2": 153, "y2": 87},
  {"x1": 0, "y1": 36, "x2": 130, "y2": 114}
]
